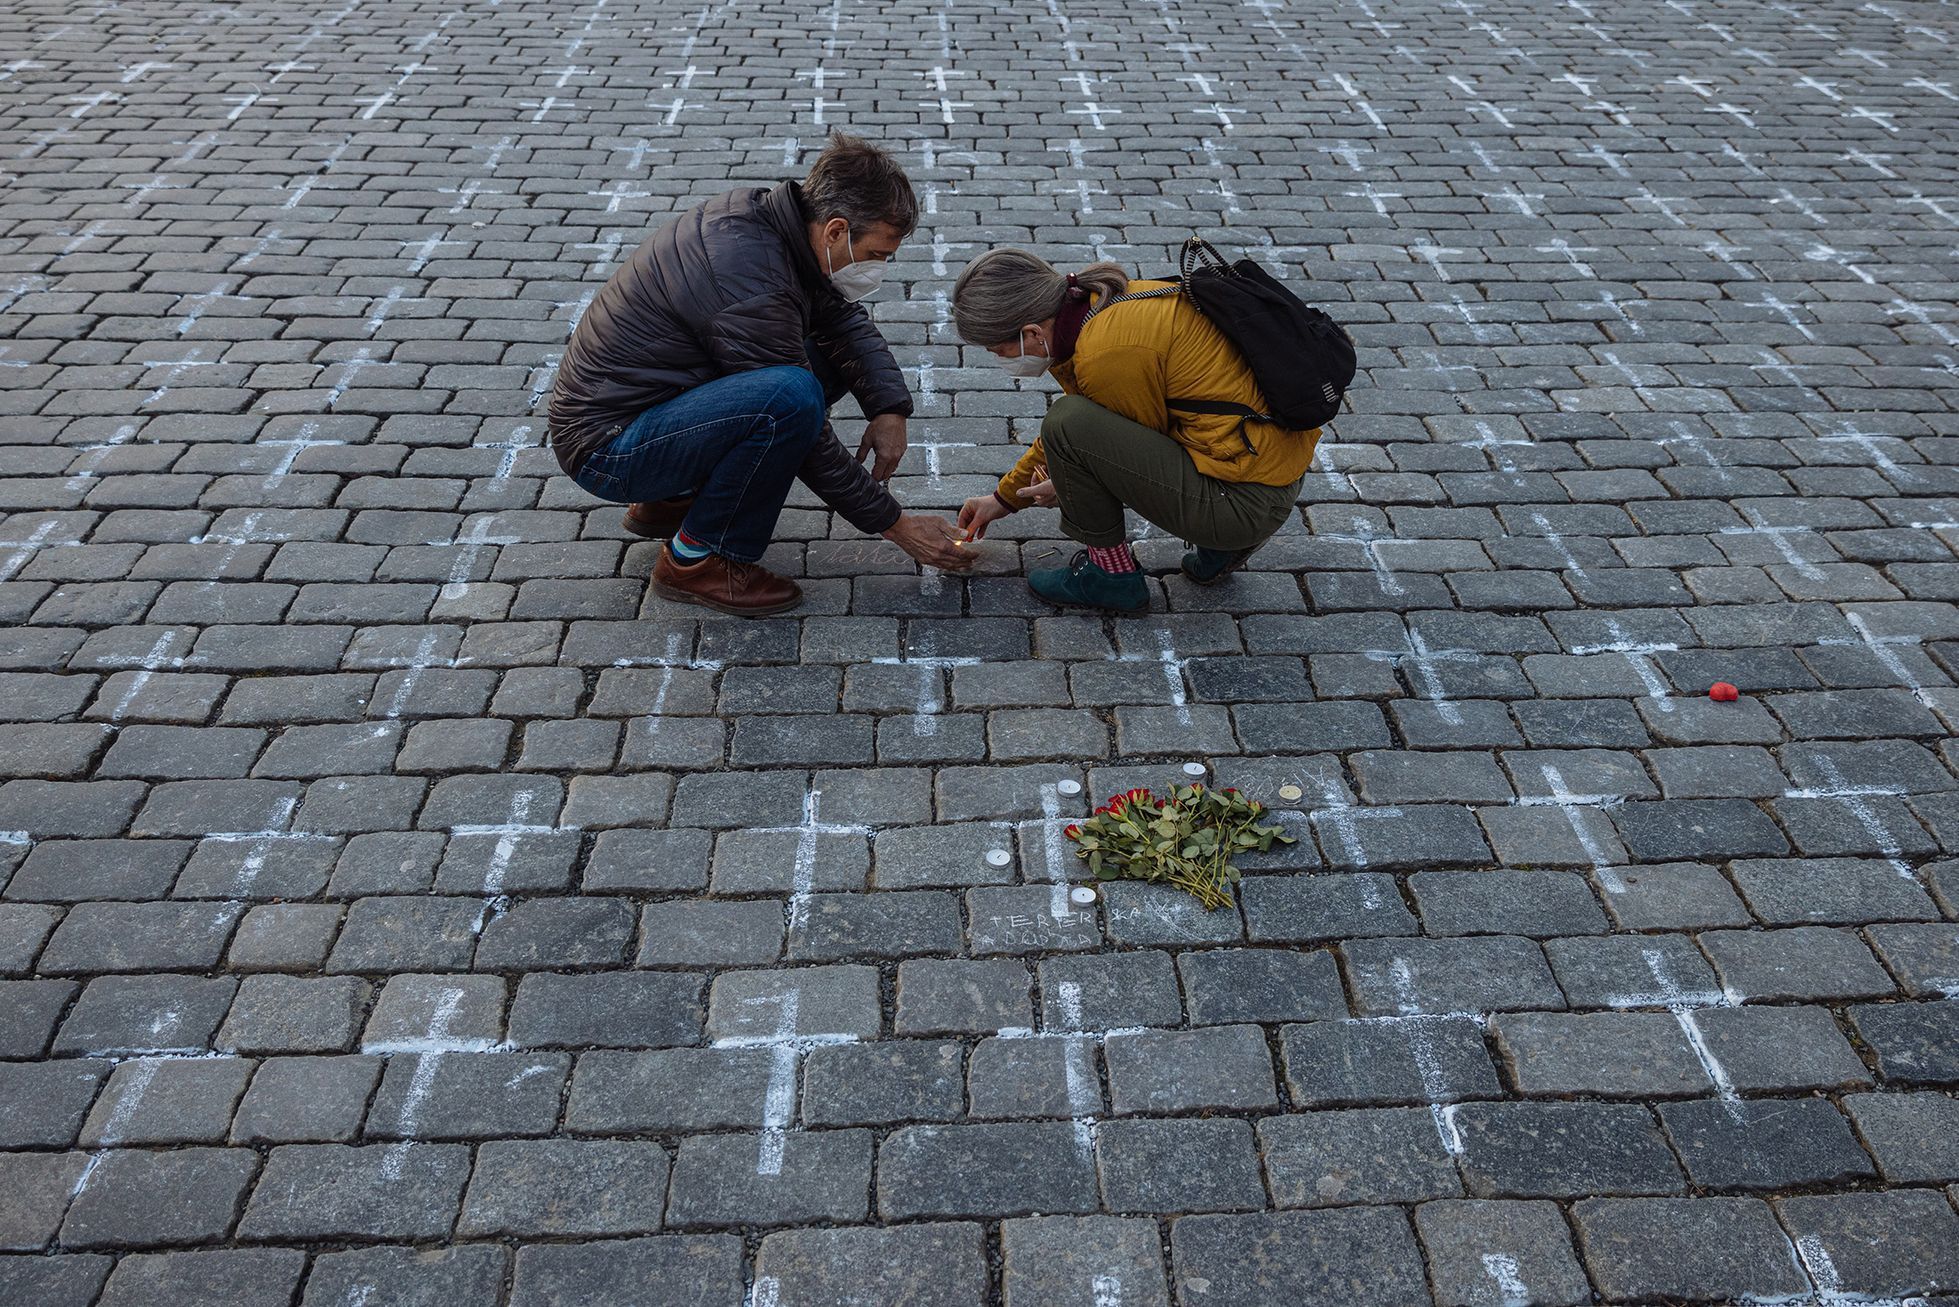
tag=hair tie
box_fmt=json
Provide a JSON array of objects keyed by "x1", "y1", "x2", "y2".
[{"x1": 1064, "y1": 272, "x2": 1088, "y2": 303}]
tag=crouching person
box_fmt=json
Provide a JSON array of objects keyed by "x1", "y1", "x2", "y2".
[
  {"x1": 547, "y1": 132, "x2": 971, "y2": 616},
  {"x1": 952, "y1": 249, "x2": 1321, "y2": 612}
]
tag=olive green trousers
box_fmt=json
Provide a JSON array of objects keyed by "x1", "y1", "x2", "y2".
[{"x1": 1040, "y1": 394, "x2": 1303, "y2": 550}]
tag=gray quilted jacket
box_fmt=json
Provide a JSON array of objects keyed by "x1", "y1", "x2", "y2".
[{"x1": 548, "y1": 181, "x2": 909, "y2": 532}]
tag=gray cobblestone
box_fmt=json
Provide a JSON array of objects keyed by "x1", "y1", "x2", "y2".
[
  {"x1": 507, "y1": 971, "x2": 703, "y2": 1049},
  {"x1": 1573, "y1": 1197, "x2": 1810, "y2": 1303},
  {"x1": 302, "y1": 1246, "x2": 508, "y2": 1307},
  {"x1": 754, "y1": 1224, "x2": 983, "y2": 1307},
  {"x1": 230, "y1": 1056, "x2": 380, "y2": 1145},
  {"x1": 707, "y1": 965, "x2": 881, "y2": 1041},
  {"x1": 1414, "y1": 1200, "x2": 1591, "y2": 1307},
  {"x1": 804, "y1": 1040, "x2": 965, "y2": 1126},
  {"x1": 1695, "y1": 1005, "x2": 1876, "y2": 1092},
  {"x1": 0, "y1": 1152, "x2": 87, "y2": 1252},
  {"x1": 1171, "y1": 1208, "x2": 1430, "y2": 1307},
  {"x1": 895, "y1": 958, "x2": 1031, "y2": 1035},
  {"x1": 879, "y1": 1122, "x2": 1098, "y2": 1219},
  {"x1": 968, "y1": 1035, "x2": 1089, "y2": 1120},
  {"x1": 237, "y1": 1143, "x2": 470, "y2": 1241},
  {"x1": 789, "y1": 890, "x2": 961, "y2": 960},
  {"x1": 330, "y1": 898, "x2": 486, "y2": 973},
  {"x1": 1702, "y1": 926, "x2": 1895, "y2": 1002},
  {"x1": 81, "y1": 1057, "x2": 254, "y2": 1146},
  {"x1": 1775, "y1": 1190, "x2": 1959, "y2": 1301},
  {"x1": 96, "y1": 1249, "x2": 303, "y2": 1307},
  {"x1": 1455, "y1": 1102, "x2": 1685, "y2": 1199},
  {"x1": 1105, "y1": 1025, "x2": 1277, "y2": 1114},
  {"x1": 1843, "y1": 1092, "x2": 1959, "y2": 1184},
  {"x1": 1848, "y1": 1000, "x2": 1959, "y2": 1086},
  {"x1": 53, "y1": 974, "x2": 236, "y2": 1056},
  {"x1": 217, "y1": 975, "x2": 367, "y2": 1054},
  {"x1": 669, "y1": 1129, "x2": 872, "y2": 1228},
  {"x1": 1659, "y1": 1098, "x2": 1877, "y2": 1192},
  {"x1": 1281, "y1": 1017, "x2": 1502, "y2": 1108},
  {"x1": 1097, "y1": 1117, "x2": 1265, "y2": 1214},
  {"x1": 1345, "y1": 936, "x2": 1564, "y2": 1016},
  {"x1": 475, "y1": 896, "x2": 636, "y2": 970},
  {"x1": 566, "y1": 1049, "x2": 771, "y2": 1134},
  {"x1": 0, "y1": 978, "x2": 72, "y2": 1058},
  {"x1": 1038, "y1": 951, "x2": 1183, "y2": 1031},
  {"x1": 1241, "y1": 873, "x2": 1417, "y2": 944},
  {"x1": 5, "y1": 0, "x2": 1959, "y2": 1293},
  {"x1": 225, "y1": 904, "x2": 343, "y2": 972},
  {"x1": 367, "y1": 1052, "x2": 567, "y2": 1139},
  {"x1": 1493, "y1": 1012, "x2": 1713, "y2": 1098},
  {"x1": 585, "y1": 829, "x2": 711, "y2": 893},
  {"x1": 1178, "y1": 947, "x2": 1346, "y2": 1026},
  {"x1": 638, "y1": 899, "x2": 782, "y2": 967},
  {"x1": 1002, "y1": 1216, "x2": 1170, "y2": 1307},
  {"x1": 61, "y1": 1148, "x2": 258, "y2": 1249},
  {"x1": 1260, "y1": 1108, "x2": 1460, "y2": 1207}
]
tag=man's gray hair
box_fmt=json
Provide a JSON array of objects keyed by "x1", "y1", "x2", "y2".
[
  {"x1": 952, "y1": 248, "x2": 1130, "y2": 347},
  {"x1": 803, "y1": 132, "x2": 919, "y2": 238}
]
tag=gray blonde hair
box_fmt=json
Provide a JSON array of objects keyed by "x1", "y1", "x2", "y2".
[{"x1": 952, "y1": 249, "x2": 1130, "y2": 347}]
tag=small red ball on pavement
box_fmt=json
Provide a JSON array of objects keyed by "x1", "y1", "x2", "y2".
[{"x1": 1709, "y1": 682, "x2": 1740, "y2": 702}]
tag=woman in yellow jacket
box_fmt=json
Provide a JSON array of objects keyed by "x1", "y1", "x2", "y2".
[{"x1": 953, "y1": 249, "x2": 1320, "y2": 612}]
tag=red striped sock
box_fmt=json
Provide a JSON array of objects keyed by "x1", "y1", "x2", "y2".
[
  {"x1": 671, "y1": 529, "x2": 712, "y2": 561},
  {"x1": 1087, "y1": 543, "x2": 1138, "y2": 574}
]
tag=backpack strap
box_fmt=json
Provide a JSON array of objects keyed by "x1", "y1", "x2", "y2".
[
  {"x1": 1180, "y1": 236, "x2": 1234, "y2": 281},
  {"x1": 1081, "y1": 280, "x2": 1267, "y2": 456},
  {"x1": 1165, "y1": 397, "x2": 1267, "y2": 456},
  {"x1": 1084, "y1": 282, "x2": 1180, "y2": 321}
]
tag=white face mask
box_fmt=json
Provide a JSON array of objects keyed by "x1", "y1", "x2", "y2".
[
  {"x1": 997, "y1": 327, "x2": 1050, "y2": 378},
  {"x1": 825, "y1": 230, "x2": 885, "y2": 302}
]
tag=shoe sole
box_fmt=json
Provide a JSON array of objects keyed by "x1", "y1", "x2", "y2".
[
  {"x1": 1029, "y1": 588, "x2": 1149, "y2": 614},
  {"x1": 1181, "y1": 545, "x2": 1261, "y2": 586},
  {"x1": 652, "y1": 580, "x2": 803, "y2": 617}
]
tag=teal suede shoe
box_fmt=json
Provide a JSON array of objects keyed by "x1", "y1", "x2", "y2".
[
  {"x1": 1181, "y1": 544, "x2": 1259, "y2": 585},
  {"x1": 1029, "y1": 551, "x2": 1150, "y2": 612}
]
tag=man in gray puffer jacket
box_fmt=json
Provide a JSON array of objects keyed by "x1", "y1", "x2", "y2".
[{"x1": 549, "y1": 133, "x2": 971, "y2": 615}]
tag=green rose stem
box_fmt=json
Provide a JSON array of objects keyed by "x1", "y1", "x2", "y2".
[{"x1": 1066, "y1": 784, "x2": 1291, "y2": 912}]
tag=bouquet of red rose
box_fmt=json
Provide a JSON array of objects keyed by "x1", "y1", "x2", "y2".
[{"x1": 1065, "y1": 783, "x2": 1293, "y2": 910}]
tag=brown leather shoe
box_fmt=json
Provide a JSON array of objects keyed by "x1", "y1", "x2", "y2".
[
  {"x1": 623, "y1": 497, "x2": 694, "y2": 539},
  {"x1": 652, "y1": 544, "x2": 803, "y2": 616}
]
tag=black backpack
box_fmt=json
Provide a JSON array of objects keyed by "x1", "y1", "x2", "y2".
[{"x1": 1090, "y1": 236, "x2": 1355, "y2": 450}]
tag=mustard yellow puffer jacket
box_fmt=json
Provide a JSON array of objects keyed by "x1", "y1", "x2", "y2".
[{"x1": 996, "y1": 280, "x2": 1322, "y2": 506}]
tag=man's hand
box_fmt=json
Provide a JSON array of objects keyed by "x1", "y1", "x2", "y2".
[
  {"x1": 884, "y1": 512, "x2": 975, "y2": 571},
  {"x1": 957, "y1": 493, "x2": 1013, "y2": 542},
  {"x1": 856, "y1": 413, "x2": 908, "y2": 484}
]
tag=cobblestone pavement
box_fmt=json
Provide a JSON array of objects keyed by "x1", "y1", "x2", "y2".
[{"x1": 2, "y1": 0, "x2": 1958, "y2": 1301}]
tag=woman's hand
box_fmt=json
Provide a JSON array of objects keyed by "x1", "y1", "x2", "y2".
[
  {"x1": 1017, "y1": 477, "x2": 1058, "y2": 508},
  {"x1": 957, "y1": 493, "x2": 1013, "y2": 542}
]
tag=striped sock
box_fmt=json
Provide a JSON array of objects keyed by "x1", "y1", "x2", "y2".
[
  {"x1": 670, "y1": 530, "x2": 712, "y2": 561},
  {"x1": 1086, "y1": 542, "x2": 1138, "y2": 574}
]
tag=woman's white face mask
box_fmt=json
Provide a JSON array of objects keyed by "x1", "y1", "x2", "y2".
[
  {"x1": 826, "y1": 231, "x2": 885, "y2": 302},
  {"x1": 997, "y1": 326, "x2": 1051, "y2": 378}
]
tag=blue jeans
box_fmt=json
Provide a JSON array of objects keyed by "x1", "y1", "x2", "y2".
[{"x1": 570, "y1": 365, "x2": 828, "y2": 563}]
